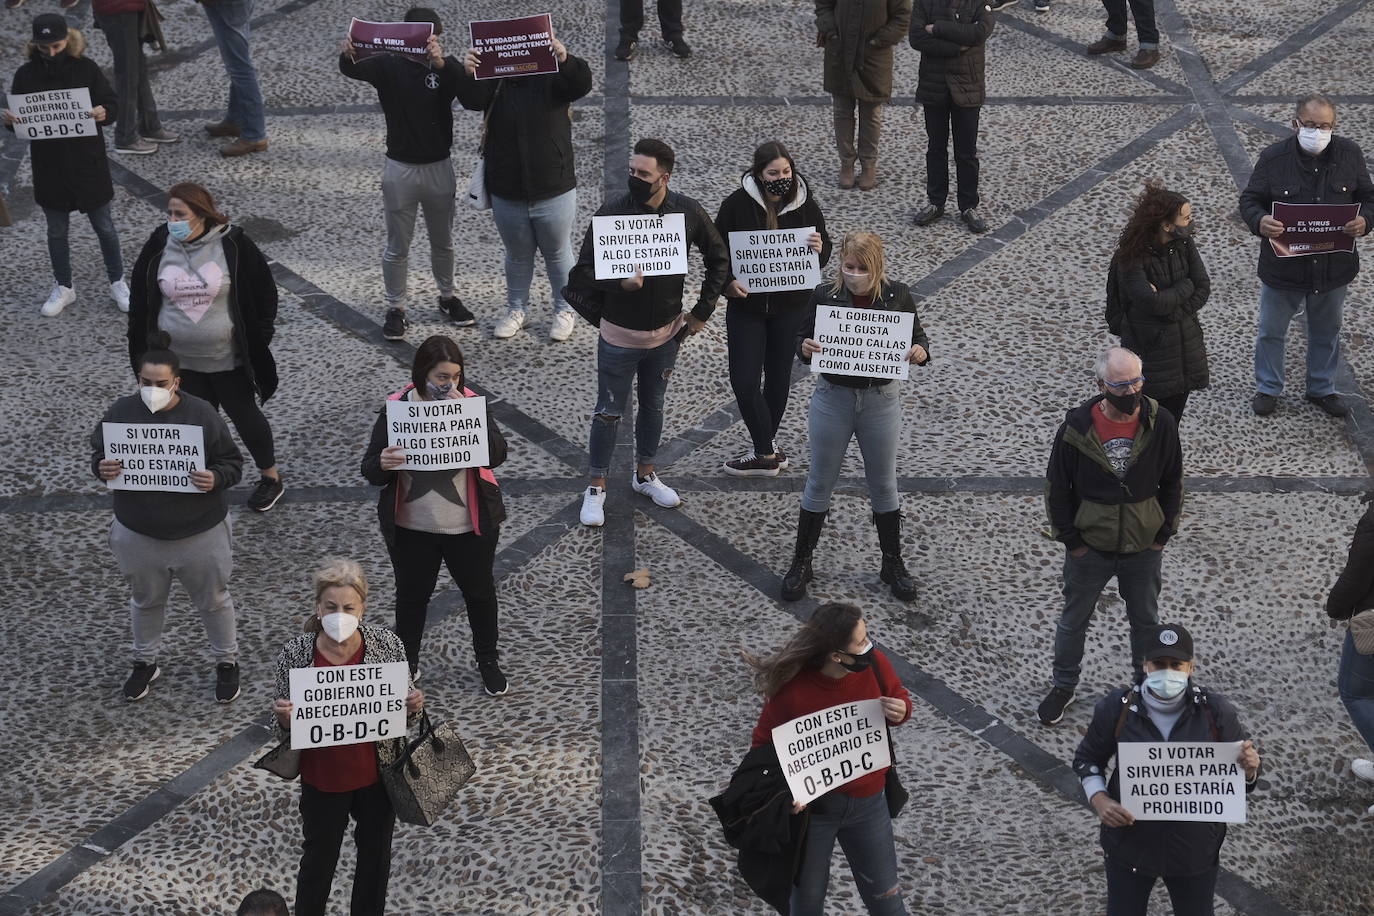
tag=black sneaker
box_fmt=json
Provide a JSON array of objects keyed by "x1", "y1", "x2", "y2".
[
  {"x1": 723, "y1": 453, "x2": 782, "y2": 477},
  {"x1": 1252, "y1": 392, "x2": 1278, "y2": 416},
  {"x1": 215, "y1": 662, "x2": 241, "y2": 703},
  {"x1": 1305, "y1": 393, "x2": 1350, "y2": 417},
  {"x1": 439, "y1": 296, "x2": 476, "y2": 327},
  {"x1": 479, "y1": 660, "x2": 509, "y2": 696},
  {"x1": 663, "y1": 35, "x2": 692, "y2": 58},
  {"x1": 615, "y1": 37, "x2": 638, "y2": 60},
  {"x1": 913, "y1": 204, "x2": 945, "y2": 226},
  {"x1": 247, "y1": 475, "x2": 284, "y2": 512},
  {"x1": 383, "y1": 307, "x2": 408, "y2": 341},
  {"x1": 124, "y1": 662, "x2": 160, "y2": 701},
  {"x1": 1037, "y1": 686, "x2": 1074, "y2": 725}
]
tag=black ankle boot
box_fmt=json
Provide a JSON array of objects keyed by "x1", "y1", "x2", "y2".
[
  {"x1": 873, "y1": 510, "x2": 917, "y2": 602},
  {"x1": 781, "y1": 508, "x2": 827, "y2": 601}
]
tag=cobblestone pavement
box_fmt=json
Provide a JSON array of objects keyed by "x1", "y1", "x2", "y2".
[{"x1": 2, "y1": 0, "x2": 1374, "y2": 912}]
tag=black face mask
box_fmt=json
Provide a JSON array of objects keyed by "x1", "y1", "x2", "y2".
[
  {"x1": 628, "y1": 175, "x2": 657, "y2": 205},
  {"x1": 1168, "y1": 223, "x2": 1194, "y2": 240},
  {"x1": 762, "y1": 176, "x2": 794, "y2": 198},
  {"x1": 837, "y1": 643, "x2": 874, "y2": 673},
  {"x1": 1103, "y1": 391, "x2": 1140, "y2": 414}
]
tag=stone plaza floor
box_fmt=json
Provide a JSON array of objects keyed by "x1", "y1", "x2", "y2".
[{"x1": 3, "y1": 0, "x2": 1374, "y2": 911}]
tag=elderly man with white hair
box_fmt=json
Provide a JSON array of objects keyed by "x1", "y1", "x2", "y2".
[{"x1": 1038, "y1": 347, "x2": 1184, "y2": 726}]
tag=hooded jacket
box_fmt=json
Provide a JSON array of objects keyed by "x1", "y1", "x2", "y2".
[
  {"x1": 1045, "y1": 395, "x2": 1183, "y2": 554},
  {"x1": 1107, "y1": 237, "x2": 1211, "y2": 399},
  {"x1": 7, "y1": 31, "x2": 118, "y2": 213},
  {"x1": 361, "y1": 384, "x2": 508, "y2": 548},
  {"x1": 908, "y1": 0, "x2": 994, "y2": 107},
  {"x1": 817, "y1": 0, "x2": 912, "y2": 102},
  {"x1": 128, "y1": 222, "x2": 280, "y2": 402},
  {"x1": 714, "y1": 174, "x2": 833, "y2": 316},
  {"x1": 1238, "y1": 134, "x2": 1374, "y2": 293},
  {"x1": 709, "y1": 743, "x2": 810, "y2": 914},
  {"x1": 1073, "y1": 684, "x2": 1255, "y2": 877}
]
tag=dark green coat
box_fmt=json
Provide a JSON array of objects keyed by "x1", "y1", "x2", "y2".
[{"x1": 817, "y1": 0, "x2": 913, "y2": 101}]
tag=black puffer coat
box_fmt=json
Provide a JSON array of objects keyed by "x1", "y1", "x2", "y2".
[
  {"x1": 1107, "y1": 238, "x2": 1211, "y2": 399},
  {"x1": 817, "y1": 0, "x2": 912, "y2": 102},
  {"x1": 908, "y1": 0, "x2": 994, "y2": 107},
  {"x1": 6, "y1": 31, "x2": 118, "y2": 213}
]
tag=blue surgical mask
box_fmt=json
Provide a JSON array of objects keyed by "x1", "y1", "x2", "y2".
[
  {"x1": 1144, "y1": 668, "x2": 1189, "y2": 700},
  {"x1": 167, "y1": 220, "x2": 193, "y2": 241}
]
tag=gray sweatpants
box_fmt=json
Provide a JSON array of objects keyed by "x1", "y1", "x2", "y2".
[
  {"x1": 110, "y1": 517, "x2": 238, "y2": 664},
  {"x1": 381, "y1": 156, "x2": 457, "y2": 308}
]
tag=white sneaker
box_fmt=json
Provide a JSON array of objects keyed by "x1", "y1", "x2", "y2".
[
  {"x1": 110, "y1": 279, "x2": 131, "y2": 312},
  {"x1": 631, "y1": 472, "x2": 681, "y2": 508},
  {"x1": 580, "y1": 485, "x2": 606, "y2": 527},
  {"x1": 1353, "y1": 758, "x2": 1374, "y2": 783},
  {"x1": 550, "y1": 309, "x2": 576, "y2": 342},
  {"x1": 40, "y1": 285, "x2": 75, "y2": 317},
  {"x1": 493, "y1": 309, "x2": 528, "y2": 339}
]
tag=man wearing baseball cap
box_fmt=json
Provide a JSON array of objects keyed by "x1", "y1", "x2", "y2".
[{"x1": 1072, "y1": 623, "x2": 1263, "y2": 914}]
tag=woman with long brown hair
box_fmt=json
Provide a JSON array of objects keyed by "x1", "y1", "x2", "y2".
[
  {"x1": 748, "y1": 602, "x2": 913, "y2": 914},
  {"x1": 1106, "y1": 182, "x2": 1211, "y2": 423},
  {"x1": 127, "y1": 181, "x2": 285, "y2": 510}
]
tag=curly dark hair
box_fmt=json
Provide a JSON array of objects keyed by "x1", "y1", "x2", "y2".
[{"x1": 1114, "y1": 182, "x2": 1188, "y2": 267}]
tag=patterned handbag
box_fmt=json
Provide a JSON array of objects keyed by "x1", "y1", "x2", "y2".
[
  {"x1": 1350, "y1": 609, "x2": 1374, "y2": 655},
  {"x1": 382, "y1": 711, "x2": 476, "y2": 826}
]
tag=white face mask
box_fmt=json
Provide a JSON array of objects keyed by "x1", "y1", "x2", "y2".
[
  {"x1": 1144, "y1": 667, "x2": 1189, "y2": 700},
  {"x1": 140, "y1": 386, "x2": 172, "y2": 413},
  {"x1": 1297, "y1": 125, "x2": 1332, "y2": 155},
  {"x1": 841, "y1": 269, "x2": 869, "y2": 293},
  {"x1": 320, "y1": 612, "x2": 359, "y2": 642}
]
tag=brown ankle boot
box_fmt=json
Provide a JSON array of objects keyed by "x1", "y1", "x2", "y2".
[
  {"x1": 838, "y1": 160, "x2": 856, "y2": 190},
  {"x1": 857, "y1": 160, "x2": 878, "y2": 191}
]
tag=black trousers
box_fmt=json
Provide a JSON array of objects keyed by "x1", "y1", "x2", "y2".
[
  {"x1": 388, "y1": 524, "x2": 500, "y2": 674},
  {"x1": 923, "y1": 97, "x2": 981, "y2": 212},
  {"x1": 1155, "y1": 391, "x2": 1189, "y2": 424},
  {"x1": 1104, "y1": 0, "x2": 1159, "y2": 44},
  {"x1": 1105, "y1": 854, "x2": 1217, "y2": 916},
  {"x1": 95, "y1": 11, "x2": 163, "y2": 147},
  {"x1": 178, "y1": 367, "x2": 276, "y2": 470},
  {"x1": 620, "y1": 0, "x2": 684, "y2": 39},
  {"x1": 295, "y1": 781, "x2": 395, "y2": 916},
  {"x1": 726, "y1": 306, "x2": 808, "y2": 456}
]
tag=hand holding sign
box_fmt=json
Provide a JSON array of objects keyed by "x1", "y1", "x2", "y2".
[
  {"x1": 1259, "y1": 214, "x2": 1284, "y2": 238},
  {"x1": 1346, "y1": 215, "x2": 1367, "y2": 237},
  {"x1": 772, "y1": 698, "x2": 891, "y2": 806}
]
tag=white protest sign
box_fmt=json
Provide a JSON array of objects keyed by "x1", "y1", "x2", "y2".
[
  {"x1": 592, "y1": 213, "x2": 688, "y2": 280},
  {"x1": 810, "y1": 305, "x2": 915, "y2": 381},
  {"x1": 772, "y1": 698, "x2": 890, "y2": 806},
  {"x1": 9, "y1": 87, "x2": 97, "y2": 140},
  {"x1": 1118, "y1": 741, "x2": 1246, "y2": 823},
  {"x1": 386, "y1": 397, "x2": 490, "y2": 471},
  {"x1": 727, "y1": 227, "x2": 821, "y2": 294},
  {"x1": 289, "y1": 660, "x2": 409, "y2": 749},
  {"x1": 102, "y1": 423, "x2": 205, "y2": 493}
]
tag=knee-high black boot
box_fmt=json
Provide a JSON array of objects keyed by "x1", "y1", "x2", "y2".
[
  {"x1": 781, "y1": 508, "x2": 827, "y2": 601},
  {"x1": 873, "y1": 510, "x2": 918, "y2": 602}
]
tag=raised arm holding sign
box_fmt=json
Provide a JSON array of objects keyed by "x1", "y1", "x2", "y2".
[
  {"x1": 469, "y1": 14, "x2": 558, "y2": 79},
  {"x1": 347, "y1": 19, "x2": 434, "y2": 63}
]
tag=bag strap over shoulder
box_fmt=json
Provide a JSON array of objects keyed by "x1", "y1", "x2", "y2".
[{"x1": 478, "y1": 80, "x2": 504, "y2": 155}]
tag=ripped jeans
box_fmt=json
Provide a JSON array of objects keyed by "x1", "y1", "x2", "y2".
[
  {"x1": 791, "y1": 789, "x2": 907, "y2": 915},
  {"x1": 587, "y1": 335, "x2": 680, "y2": 478}
]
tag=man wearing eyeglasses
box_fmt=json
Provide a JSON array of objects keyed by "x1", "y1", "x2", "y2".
[
  {"x1": 1240, "y1": 91, "x2": 1374, "y2": 419},
  {"x1": 1037, "y1": 347, "x2": 1183, "y2": 726}
]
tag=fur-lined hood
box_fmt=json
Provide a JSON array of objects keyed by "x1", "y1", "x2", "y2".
[{"x1": 27, "y1": 27, "x2": 86, "y2": 61}]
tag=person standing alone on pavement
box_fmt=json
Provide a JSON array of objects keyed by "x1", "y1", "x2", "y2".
[
  {"x1": 615, "y1": 0, "x2": 691, "y2": 60},
  {"x1": 199, "y1": 0, "x2": 269, "y2": 156},
  {"x1": 341, "y1": 7, "x2": 475, "y2": 342},
  {"x1": 93, "y1": 0, "x2": 178, "y2": 156},
  {"x1": 908, "y1": 0, "x2": 994, "y2": 233},
  {"x1": 1085, "y1": 0, "x2": 1161, "y2": 69}
]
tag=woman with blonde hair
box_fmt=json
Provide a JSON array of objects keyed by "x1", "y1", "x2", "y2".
[
  {"x1": 784, "y1": 231, "x2": 930, "y2": 602},
  {"x1": 264, "y1": 558, "x2": 423, "y2": 916}
]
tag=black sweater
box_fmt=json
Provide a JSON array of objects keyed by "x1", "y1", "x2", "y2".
[
  {"x1": 455, "y1": 55, "x2": 593, "y2": 202},
  {"x1": 714, "y1": 174, "x2": 833, "y2": 316},
  {"x1": 1328, "y1": 501, "x2": 1374, "y2": 620},
  {"x1": 339, "y1": 52, "x2": 460, "y2": 164}
]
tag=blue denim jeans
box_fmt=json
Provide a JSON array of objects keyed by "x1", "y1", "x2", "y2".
[
  {"x1": 1053, "y1": 546, "x2": 1163, "y2": 690},
  {"x1": 43, "y1": 202, "x2": 123, "y2": 286},
  {"x1": 490, "y1": 189, "x2": 577, "y2": 313},
  {"x1": 801, "y1": 377, "x2": 902, "y2": 514},
  {"x1": 1339, "y1": 628, "x2": 1374, "y2": 752},
  {"x1": 791, "y1": 790, "x2": 907, "y2": 915},
  {"x1": 202, "y1": 0, "x2": 266, "y2": 141},
  {"x1": 1254, "y1": 281, "x2": 1346, "y2": 398},
  {"x1": 588, "y1": 335, "x2": 680, "y2": 478}
]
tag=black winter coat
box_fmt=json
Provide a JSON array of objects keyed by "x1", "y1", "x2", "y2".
[
  {"x1": 714, "y1": 174, "x2": 833, "y2": 316},
  {"x1": 1073, "y1": 684, "x2": 1256, "y2": 877},
  {"x1": 1328, "y1": 500, "x2": 1374, "y2": 620},
  {"x1": 456, "y1": 55, "x2": 593, "y2": 203},
  {"x1": 128, "y1": 223, "x2": 280, "y2": 401},
  {"x1": 360, "y1": 386, "x2": 509, "y2": 549},
  {"x1": 1107, "y1": 238, "x2": 1211, "y2": 399},
  {"x1": 908, "y1": 0, "x2": 993, "y2": 107},
  {"x1": 817, "y1": 0, "x2": 912, "y2": 102},
  {"x1": 1238, "y1": 135, "x2": 1374, "y2": 293},
  {"x1": 8, "y1": 40, "x2": 118, "y2": 213},
  {"x1": 709, "y1": 743, "x2": 810, "y2": 914}
]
